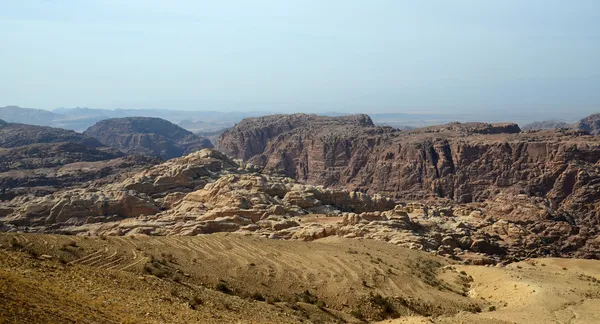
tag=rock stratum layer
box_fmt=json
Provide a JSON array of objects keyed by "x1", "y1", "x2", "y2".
[
  {"x1": 217, "y1": 114, "x2": 600, "y2": 257},
  {"x1": 1, "y1": 147, "x2": 598, "y2": 262},
  {"x1": 84, "y1": 117, "x2": 213, "y2": 160},
  {"x1": 1, "y1": 114, "x2": 600, "y2": 262}
]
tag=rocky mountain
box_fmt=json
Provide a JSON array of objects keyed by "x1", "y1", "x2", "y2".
[
  {"x1": 0, "y1": 120, "x2": 157, "y2": 200},
  {"x1": 574, "y1": 113, "x2": 600, "y2": 135},
  {"x1": 218, "y1": 113, "x2": 379, "y2": 161},
  {"x1": 0, "y1": 120, "x2": 122, "y2": 172},
  {"x1": 0, "y1": 106, "x2": 60, "y2": 127},
  {"x1": 521, "y1": 120, "x2": 570, "y2": 131},
  {"x1": 1, "y1": 114, "x2": 599, "y2": 263},
  {"x1": 0, "y1": 147, "x2": 597, "y2": 261},
  {"x1": 0, "y1": 106, "x2": 267, "y2": 132},
  {"x1": 218, "y1": 115, "x2": 600, "y2": 252},
  {"x1": 84, "y1": 117, "x2": 213, "y2": 160}
]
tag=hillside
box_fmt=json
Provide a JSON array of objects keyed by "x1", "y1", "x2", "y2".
[
  {"x1": 521, "y1": 120, "x2": 570, "y2": 131},
  {"x1": 0, "y1": 120, "x2": 156, "y2": 200},
  {"x1": 0, "y1": 106, "x2": 60, "y2": 126},
  {"x1": 84, "y1": 117, "x2": 213, "y2": 159},
  {"x1": 1, "y1": 233, "x2": 599, "y2": 323},
  {"x1": 574, "y1": 113, "x2": 600, "y2": 135}
]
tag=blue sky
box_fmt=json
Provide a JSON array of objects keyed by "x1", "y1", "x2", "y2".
[{"x1": 1, "y1": 0, "x2": 599, "y2": 115}]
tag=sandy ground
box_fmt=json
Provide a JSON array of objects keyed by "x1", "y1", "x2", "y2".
[{"x1": 1, "y1": 233, "x2": 599, "y2": 323}]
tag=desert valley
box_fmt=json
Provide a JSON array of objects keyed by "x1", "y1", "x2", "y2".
[{"x1": 0, "y1": 110, "x2": 599, "y2": 323}]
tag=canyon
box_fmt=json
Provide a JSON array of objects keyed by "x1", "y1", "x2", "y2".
[{"x1": 1, "y1": 113, "x2": 599, "y2": 323}]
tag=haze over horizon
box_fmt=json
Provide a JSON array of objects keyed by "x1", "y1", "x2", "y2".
[{"x1": 1, "y1": 1, "x2": 599, "y2": 116}]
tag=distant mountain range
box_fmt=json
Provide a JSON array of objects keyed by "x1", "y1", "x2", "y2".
[
  {"x1": 0, "y1": 106, "x2": 270, "y2": 133},
  {"x1": 0, "y1": 105, "x2": 595, "y2": 134}
]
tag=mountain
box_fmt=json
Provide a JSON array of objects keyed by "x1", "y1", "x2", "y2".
[
  {"x1": 54, "y1": 107, "x2": 270, "y2": 132},
  {"x1": 0, "y1": 106, "x2": 61, "y2": 126},
  {"x1": 0, "y1": 120, "x2": 157, "y2": 199},
  {"x1": 521, "y1": 120, "x2": 570, "y2": 131},
  {"x1": 574, "y1": 113, "x2": 600, "y2": 135},
  {"x1": 0, "y1": 120, "x2": 120, "y2": 172},
  {"x1": 2, "y1": 120, "x2": 600, "y2": 323},
  {"x1": 83, "y1": 117, "x2": 213, "y2": 159},
  {"x1": 218, "y1": 115, "x2": 600, "y2": 254},
  {"x1": 218, "y1": 113, "x2": 377, "y2": 161},
  {"x1": 0, "y1": 120, "x2": 104, "y2": 149}
]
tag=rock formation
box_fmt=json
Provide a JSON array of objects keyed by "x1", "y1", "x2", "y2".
[
  {"x1": 574, "y1": 113, "x2": 600, "y2": 135},
  {"x1": 1, "y1": 113, "x2": 600, "y2": 263},
  {"x1": 84, "y1": 117, "x2": 213, "y2": 159},
  {"x1": 2, "y1": 147, "x2": 598, "y2": 263},
  {"x1": 521, "y1": 120, "x2": 570, "y2": 131},
  {"x1": 0, "y1": 120, "x2": 158, "y2": 200},
  {"x1": 215, "y1": 114, "x2": 600, "y2": 262},
  {"x1": 218, "y1": 114, "x2": 599, "y2": 225}
]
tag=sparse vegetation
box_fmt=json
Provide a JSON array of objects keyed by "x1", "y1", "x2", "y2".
[
  {"x1": 369, "y1": 293, "x2": 399, "y2": 319},
  {"x1": 350, "y1": 308, "x2": 364, "y2": 320},
  {"x1": 1, "y1": 233, "x2": 598, "y2": 324},
  {"x1": 215, "y1": 281, "x2": 232, "y2": 294},
  {"x1": 251, "y1": 292, "x2": 265, "y2": 301}
]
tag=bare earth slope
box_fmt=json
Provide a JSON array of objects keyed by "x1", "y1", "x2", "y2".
[{"x1": 1, "y1": 233, "x2": 599, "y2": 324}]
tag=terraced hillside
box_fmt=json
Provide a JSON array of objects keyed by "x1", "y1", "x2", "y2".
[{"x1": 1, "y1": 233, "x2": 599, "y2": 323}]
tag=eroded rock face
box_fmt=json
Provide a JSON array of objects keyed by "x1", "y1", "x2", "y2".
[
  {"x1": 522, "y1": 120, "x2": 570, "y2": 131},
  {"x1": 575, "y1": 113, "x2": 600, "y2": 135},
  {"x1": 218, "y1": 113, "x2": 376, "y2": 161},
  {"x1": 1, "y1": 127, "x2": 599, "y2": 263},
  {"x1": 217, "y1": 115, "x2": 600, "y2": 232},
  {"x1": 0, "y1": 120, "x2": 157, "y2": 199},
  {"x1": 120, "y1": 149, "x2": 239, "y2": 196},
  {"x1": 84, "y1": 117, "x2": 213, "y2": 159},
  {"x1": 3, "y1": 189, "x2": 159, "y2": 227}
]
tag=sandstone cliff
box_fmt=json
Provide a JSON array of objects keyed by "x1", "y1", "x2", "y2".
[
  {"x1": 218, "y1": 115, "x2": 600, "y2": 234},
  {"x1": 3, "y1": 148, "x2": 598, "y2": 261}
]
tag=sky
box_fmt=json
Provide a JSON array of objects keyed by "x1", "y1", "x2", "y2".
[{"x1": 1, "y1": 0, "x2": 599, "y2": 116}]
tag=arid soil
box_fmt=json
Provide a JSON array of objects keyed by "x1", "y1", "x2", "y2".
[
  {"x1": 1, "y1": 233, "x2": 599, "y2": 324},
  {"x1": 1, "y1": 114, "x2": 600, "y2": 323}
]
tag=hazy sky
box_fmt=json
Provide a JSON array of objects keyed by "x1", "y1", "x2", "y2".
[{"x1": 1, "y1": 0, "x2": 599, "y2": 115}]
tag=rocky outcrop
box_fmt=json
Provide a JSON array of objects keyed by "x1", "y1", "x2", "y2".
[
  {"x1": 2, "y1": 147, "x2": 599, "y2": 262},
  {"x1": 522, "y1": 120, "x2": 570, "y2": 131},
  {"x1": 0, "y1": 120, "x2": 156, "y2": 199},
  {"x1": 3, "y1": 189, "x2": 159, "y2": 227},
  {"x1": 574, "y1": 113, "x2": 600, "y2": 135},
  {"x1": 120, "y1": 149, "x2": 239, "y2": 196},
  {"x1": 218, "y1": 113, "x2": 377, "y2": 161},
  {"x1": 84, "y1": 117, "x2": 213, "y2": 159},
  {"x1": 218, "y1": 115, "x2": 600, "y2": 234}
]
